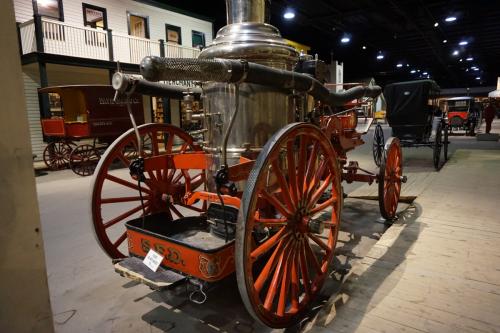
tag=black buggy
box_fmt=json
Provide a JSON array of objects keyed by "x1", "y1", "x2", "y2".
[{"x1": 372, "y1": 80, "x2": 449, "y2": 170}]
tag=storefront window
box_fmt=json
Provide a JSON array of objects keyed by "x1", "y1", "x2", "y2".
[
  {"x1": 128, "y1": 13, "x2": 150, "y2": 39},
  {"x1": 166, "y1": 25, "x2": 182, "y2": 45}
]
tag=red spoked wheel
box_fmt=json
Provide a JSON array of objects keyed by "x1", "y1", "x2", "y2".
[
  {"x1": 236, "y1": 123, "x2": 342, "y2": 328},
  {"x1": 90, "y1": 123, "x2": 205, "y2": 259},
  {"x1": 69, "y1": 144, "x2": 100, "y2": 176},
  {"x1": 43, "y1": 141, "x2": 72, "y2": 170},
  {"x1": 378, "y1": 137, "x2": 403, "y2": 220}
]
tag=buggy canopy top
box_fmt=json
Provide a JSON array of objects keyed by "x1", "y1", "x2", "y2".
[{"x1": 384, "y1": 80, "x2": 440, "y2": 126}]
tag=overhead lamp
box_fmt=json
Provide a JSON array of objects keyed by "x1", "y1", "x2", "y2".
[
  {"x1": 434, "y1": 22, "x2": 439, "y2": 27},
  {"x1": 459, "y1": 58, "x2": 463, "y2": 62},
  {"x1": 466, "y1": 57, "x2": 474, "y2": 61},
  {"x1": 341, "y1": 37, "x2": 350, "y2": 43},
  {"x1": 475, "y1": 77, "x2": 481, "y2": 80},
  {"x1": 376, "y1": 53, "x2": 384, "y2": 60},
  {"x1": 423, "y1": 72, "x2": 428, "y2": 75},
  {"x1": 459, "y1": 41, "x2": 468, "y2": 46},
  {"x1": 472, "y1": 67, "x2": 479, "y2": 71},
  {"x1": 410, "y1": 69, "x2": 416, "y2": 74},
  {"x1": 445, "y1": 16, "x2": 457, "y2": 22},
  {"x1": 406, "y1": 64, "x2": 410, "y2": 67},
  {"x1": 452, "y1": 50, "x2": 459, "y2": 56},
  {"x1": 283, "y1": 10, "x2": 295, "y2": 20},
  {"x1": 443, "y1": 39, "x2": 448, "y2": 43},
  {"x1": 362, "y1": 45, "x2": 366, "y2": 50},
  {"x1": 396, "y1": 63, "x2": 403, "y2": 68}
]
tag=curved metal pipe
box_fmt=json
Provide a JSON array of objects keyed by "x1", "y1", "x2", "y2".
[{"x1": 140, "y1": 56, "x2": 382, "y2": 106}]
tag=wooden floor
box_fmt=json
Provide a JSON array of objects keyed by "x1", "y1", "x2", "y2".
[{"x1": 309, "y1": 148, "x2": 500, "y2": 333}]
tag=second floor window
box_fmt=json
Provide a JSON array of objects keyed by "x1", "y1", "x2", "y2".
[
  {"x1": 34, "y1": 0, "x2": 63, "y2": 21},
  {"x1": 166, "y1": 25, "x2": 182, "y2": 45},
  {"x1": 128, "y1": 13, "x2": 150, "y2": 39},
  {"x1": 192, "y1": 31, "x2": 205, "y2": 49},
  {"x1": 83, "y1": 4, "x2": 107, "y2": 30}
]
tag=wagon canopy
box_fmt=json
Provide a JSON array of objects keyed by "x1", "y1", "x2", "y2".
[{"x1": 384, "y1": 80, "x2": 440, "y2": 126}]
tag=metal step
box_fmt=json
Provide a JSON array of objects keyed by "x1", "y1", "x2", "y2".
[{"x1": 114, "y1": 257, "x2": 186, "y2": 291}]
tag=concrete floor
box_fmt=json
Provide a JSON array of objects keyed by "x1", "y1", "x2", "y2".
[{"x1": 35, "y1": 121, "x2": 492, "y2": 332}]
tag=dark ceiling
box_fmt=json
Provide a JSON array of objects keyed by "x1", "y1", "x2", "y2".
[{"x1": 157, "y1": 0, "x2": 500, "y2": 89}]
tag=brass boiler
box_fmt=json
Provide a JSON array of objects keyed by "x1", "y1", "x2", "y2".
[{"x1": 198, "y1": 0, "x2": 298, "y2": 192}]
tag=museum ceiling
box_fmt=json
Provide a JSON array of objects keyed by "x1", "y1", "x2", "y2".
[{"x1": 158, "y1": 0, "x2": 500, "y2": 88}]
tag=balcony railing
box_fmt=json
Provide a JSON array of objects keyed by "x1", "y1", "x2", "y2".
[{"x1": 18, "y1": 15, "x2": 201, "y2": 64}]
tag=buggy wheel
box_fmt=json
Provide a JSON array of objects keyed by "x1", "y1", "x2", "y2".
[
  {"x1": 443, "y1": 124, "x2": 449, "y2": 161},
  {"x1": 69, "y1": 144, "x2": 100, "y2": 176},
  {"x1": 378, "y1": 137, "x2": 402, "y2": 221},
  {"x1": 90, "y1": 123, "x2": 205, "y2": 259},
  {"x1": 433, "y1": 124, "x2": 442, "y2": 170},
  {"x1": 236, "y1": 123, "x2": 341, "y2": 328},
  {"x1": 43, "y1": 141, "x2": 72, "y2": 170},
  {"x1": 372, "y1": 123, "x2": 385, "y2": 167}
]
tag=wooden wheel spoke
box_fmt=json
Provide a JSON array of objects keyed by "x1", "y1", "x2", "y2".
[
  {"x1": 297, "y1": 135, "x2": 308, "y2": 196},
  {"x1": 105, "y1": 173, "x2": 152, "y2": 194},
  {"x1": 298, "y1": 242, "x2": 312, "y2": 298},
  {"x1": 255, "y1": 217, "x2": 288, "y2": 226},
  {"x1": 271, "y1": 160, "x2": 295, "y2": 212},
  {"x1": 169, "y1": 204, "x2": 184, "y2": 219},
  {"x1": 254, "y1": 235, "x2": 290, "y2": 293},
  {"x1": 263, "y1": 240, "x2": 293, "y2": 310},
  {"x1": 277, "y1": 246, "x2": 294, "y2": 316},
  {"x1": 286, "y1": 140, "x2": 299, "y2": 206},
  {"x1": 165, "y1": 134, "x2": 174, "y2": 153},
  {"x1": 260, "y1": 190, "x2": 292, "y2": 218},
  {"x1": 307, "y1": 173, "x2": 332, "y2": 210},
  {"x1": 308, "y1": 233, "x2": 332, "y2": 254},
  {"x1": 305, "y1": 159, "x2": 327, "y2": 199},
  {"x1": 103, "y1": 204, "x2": 144, "y2": 229},
  {"x1": 101, "y1": 196, "x2": 150, "y2": 204},
  {"x1": 309, "y1": 191, "x2": 336, "y2": 215},
  {"x1": 304, "y1": 240, "x2": 323, "y2": 275},
  {"x1": 304, "y1": 142, "x2": 319, "y2": 193},
  {"x1": 290, "y1": 247, "x2": 300, "y2": 313},
  {"x1": 251, "y1": 227, "x2": 288, "y2": 260},
  {"x1": 113, "y1": 231, "x2": 127, "y2": 248}
]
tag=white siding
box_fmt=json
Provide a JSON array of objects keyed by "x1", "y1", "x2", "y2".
[
  {"x1": 14, "y1": 0, "x2": 213, "y2": 48},
  {"x1": 22, "y1": 66, "x2": 44, "y2": 159}
]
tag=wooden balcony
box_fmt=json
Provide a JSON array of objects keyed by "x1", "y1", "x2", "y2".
[{"x1": 18, "y1": 15, "x2": 201, "y2": 65}]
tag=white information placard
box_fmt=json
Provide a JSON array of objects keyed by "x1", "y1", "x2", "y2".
[{"x1": 143, "y1": 249, "x2": 164, "y2": 272}]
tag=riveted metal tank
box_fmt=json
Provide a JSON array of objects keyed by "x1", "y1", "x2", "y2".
[{"x1": 199, "y1": 0, "x2": 298, "y2": 191}]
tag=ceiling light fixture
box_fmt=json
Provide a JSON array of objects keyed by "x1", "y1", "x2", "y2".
[
  {"x1": 423, "y1": 72, "x2": 428, "y2": 75},
  {"x1": 376, "y1": 52, "x2": 384, "y2": 60},
  {"x1": 475, "y1": 77, "x2": 481, "y2": 80},
  {"x1": 459, "y1": 41, "x2": 468, "y2": 46},
  {"x1": 466, "y1": 57, "x2": 474, "y2": 61},
  {"x1": 283, "y1": 10, "x2": 295, "y2": 20},
  {"x1": 445, "y1": 16, "x2": 457, "y2": 22},
  {"x1": 452, "y1": 50, "x2": 459, "y2": 56},
  {"x1": 341, "y1": 37, "x2": 350, "y2": 43},
  {"x1": 434, "y1": 22, "x2": 439, "y2": 27},
  {"x1": 443, "y1": 39, "x2": 448, "y2": 43},
  {"x1": 410, "y1": 70, "x2": 416, "y2": 74},
  {"x1": 362, "y1": 45, "x2": 366, "y2": 50},
  {"x1": 396, "y1": 63, "x2": 403, "y2": 68}
]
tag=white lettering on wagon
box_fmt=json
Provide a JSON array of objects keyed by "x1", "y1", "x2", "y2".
[{"x1": 98, "y1": 97, "x2": 140, "y2": 105}]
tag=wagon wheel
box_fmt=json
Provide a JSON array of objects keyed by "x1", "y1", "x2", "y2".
[
  {"x1": 372, "y1": 123, "x2": 385, "y2": 167},
  {"x1": 443, "y1": 123, "x2": 449, "y2": 161},
  {"x1": 236, "y1": 123, "x2": 342, "y2": 328},
  {"x1": 91, "y1": 123, "x2": 205, "y2": 259},
  {"x1": 69, "y1": 144, "x2": 101, "y2": 176},
  {"x1": 378, "y1": 137, "x2": 403, "y2": 221},
  {"x1": 433, "y1": 123, "x2": 442, "y2": 170},
  {"x1": 43, "y1": 141, "x2": 72, "y2": 170}
]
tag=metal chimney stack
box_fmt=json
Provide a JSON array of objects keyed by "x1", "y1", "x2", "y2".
[{"x1": 199, "y1": 0, "x2": 299, "y2": 192}]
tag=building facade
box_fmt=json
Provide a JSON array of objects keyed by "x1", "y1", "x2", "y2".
[{"x1": 14, "y1": 0, "x2": 213, "y2": 159}]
